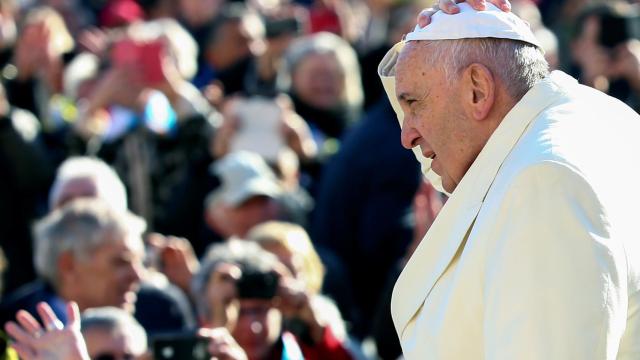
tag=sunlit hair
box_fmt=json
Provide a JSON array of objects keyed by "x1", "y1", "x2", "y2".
[
  {"x1": 34, "y1": 199, "x2": 145, "y2": 288},
  {"x1": 421, "y1": 38, "x2": 549, "y2": 100},
  {"x1": 81, "y1": 307, "x2": 148, "y2": 356},
  {"x1": 48, "y1": 156, "x2": 128, "y2": 212},
  {"x1": 247, "y1": 221, "x2": 325, "y2": 295},
  {"x1": 283, "y1": 32, "x2": 363, "y2": 120}
]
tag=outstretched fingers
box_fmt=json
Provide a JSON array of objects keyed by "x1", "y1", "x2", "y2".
[
  {"x1": 15, "y1": 310, "x2": 42, "y2": 336},
  {"x1": 36, "y1": 303, "x2": 63, "y2": 332}
]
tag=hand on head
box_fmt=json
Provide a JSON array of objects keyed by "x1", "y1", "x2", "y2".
[
  {"x1": 417, "y1": 0, "x2": 512, "y2": 28},
  {"x1": 4, "y1": 302, "x2": 89, "y2": 360}
]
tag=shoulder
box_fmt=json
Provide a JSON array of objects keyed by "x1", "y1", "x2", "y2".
[{"x1": 0, "y1": 281, "x2": 57, "y2": 325}]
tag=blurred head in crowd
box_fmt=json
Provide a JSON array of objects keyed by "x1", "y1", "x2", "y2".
[
  {"x1": 81, "y1": 307, "x2": 148, "y2": 360},
  {"x1": 283, "y1": 32, "x2": 363, "y2": 127},
  {"x1": 511, "y1": 0, "x2": 559, "y2": 70},
  {"x1": 203, "y1": 4, "x2": 266, "y2": 72},
  {"x1": 33, "y1": 199, "x2": 146, "y2": 312},
  {"x1": 48, "y1": 156, "x2": 128, "y2": 212},
  {"x1": 192, "y1": 240, "x2": 283, "y2": 360},
  {"x1": 99, "y1": 0, "x2": 144, "y2": 28},
  {"x1": 205, "y1": 151, "x2": 285, "y2": 238},
  {"x1": 571, "y1": 1, "x2": 640, "y2": 94},
  {"x1": 247, "y1": 221, "x2": 324, "y2": 295}
]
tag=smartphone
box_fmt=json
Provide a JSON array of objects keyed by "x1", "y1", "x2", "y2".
[
  {"x1": 151, "y1": 332, "x2": 210, "y2": 360},
  {"x1": 111, "y1": 39, "x2": 165, "y2": 85},
  {"x1": 230, "y1": 97, "x2": 285, "y2": 162},
  {"x1": 265, "y1": 17, "x2": 303, "y2": 39}
]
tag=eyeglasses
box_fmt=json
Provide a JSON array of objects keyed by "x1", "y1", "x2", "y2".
[{"x1": 92, "y1": 353, "x2": 135, "y2": 360}]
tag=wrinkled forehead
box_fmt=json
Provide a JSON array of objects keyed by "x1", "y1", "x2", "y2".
[
  {"x1": 396, "y1": 42, "x2": 429, "y2": 79},
  {"x1": 379, "y1": 41, "x2": 431, "y2": 79}
]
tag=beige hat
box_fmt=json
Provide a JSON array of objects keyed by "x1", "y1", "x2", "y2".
[{"x1": 208, "y1": 151, "x2": 283, "y2": 207}]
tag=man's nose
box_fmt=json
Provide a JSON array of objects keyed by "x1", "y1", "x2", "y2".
[
  {"x1": 400, "y1": 125, "x2": 420, "y2": 150},
  {"x1": 128, "y1": 260, "x2": 144, "y2": 284}
]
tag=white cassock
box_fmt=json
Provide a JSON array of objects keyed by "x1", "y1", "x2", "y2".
[{"x1": 379, "y1": 44, "x2": 640, "y2": 359}]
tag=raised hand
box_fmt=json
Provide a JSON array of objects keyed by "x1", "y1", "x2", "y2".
[{"x1": 4, "y1": 302, "x2": 89, "y2": 360}]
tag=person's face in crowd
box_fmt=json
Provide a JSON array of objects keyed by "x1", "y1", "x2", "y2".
[
  {"x1": 64, "y1": 234, "x2": 144, "y2": 312},
  {"x1": 207, "y1": 18, "x2": 263, "y2": 71},
  {"x1": 571, "y1": 15, "x2": 611, "y2": 80},
  {"x1": 292, "y1": 52, "x2": 344, "y2": 110},
  {"x1": 83, "y1": 327, "x2": 140, "y2": 360},
  {"x1": 231, "y1": 298, "x2": 281, "y2": 360},
  {"x1": 395, "y1": 42, "x2": 473, "y2": 193},
  {"x1": 54, "y1": 177, "x2": 98, "y2": 209},
  {"x1": 211, "y1": 196, "x2": 281, "y2": 238}
]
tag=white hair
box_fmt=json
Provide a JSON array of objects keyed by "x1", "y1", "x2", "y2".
[
  {"x1": 284, "y1": 32, "x2": 364, "y2": 119},
  {"x1": 421, "y1": 38, "x2": 549, "y2": 100},
  {"x1": 81, "y1": 307, "x2": 148, "y2": 356},
  {"x1": 34, "y1": 199, "x2": 146, "y2": 288},
  {"x1": 48, "y1": 157, "x2": 128, "y2": 212}
]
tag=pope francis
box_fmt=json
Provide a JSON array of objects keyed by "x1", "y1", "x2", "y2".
[{"x1": 378, "y1": 2, "x2": 640, "y2": 359}]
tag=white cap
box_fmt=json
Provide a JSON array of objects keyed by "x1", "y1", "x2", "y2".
[
  {"x1": 405, "y1": 3, "x2": 542, "y2": 51},
  {"x1": 208, "y1": 151, "x2": 283, "y2": 207}
]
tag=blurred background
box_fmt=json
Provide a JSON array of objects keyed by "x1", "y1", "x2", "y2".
[{"x1": 0, "y1": 0, "x2": 638, "y2": 358}]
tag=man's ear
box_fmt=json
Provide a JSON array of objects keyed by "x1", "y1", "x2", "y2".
[{"x1": 463, "y1": 63, "x2": 495, "y2": 121}]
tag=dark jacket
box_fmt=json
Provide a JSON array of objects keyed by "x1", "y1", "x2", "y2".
[{"x1": 310, "y1": 98, "x2": 421, "y2": 338}]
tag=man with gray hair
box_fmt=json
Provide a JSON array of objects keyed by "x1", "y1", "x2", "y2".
[
  {"x1": 0, "y1": 199, "x2": 146, "y2": 326},
  {"x1": 379, "y1": 0, "x2": 640, "y2": 358}
]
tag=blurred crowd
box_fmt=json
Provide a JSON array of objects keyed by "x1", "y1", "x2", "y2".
[{"x1": 1, "y1": 0, "x2": 640, "y2": 358}]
